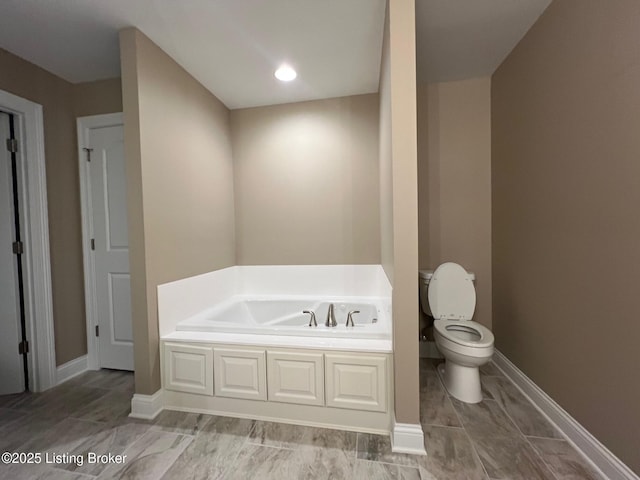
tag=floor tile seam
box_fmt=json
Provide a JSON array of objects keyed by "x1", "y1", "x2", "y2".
[
  {"x1": 458, "y1": 423, "x2": 492, "y2": 480},
  {"x1": 355, "y1": 457, "x2": 421, "y2": 470},
  {"x1": 148, "y1": 424, "x2": 202, "y2": 437},
  {"x1": 244, "y1": 439, "x2": 297, "y2": 450},
  {"x1": 439, "y1": 385, "x2": 492, "y2": 480},
  {"x1": 486, "y1": 380, "x2": 564, "y2": 440},
  {"x1": 199, "y1": 430, "x2": 253, "y2": 480},
  {"x1": 424, "y1": 371, "x2": 493, "y2": 480},
  {"x1": 467, "y1": 430, "x2": 562, "y2": 480},
  {"x1": 218, "y1": 434, "x2": 294, "y2": 478},
  {"x1": 420, "y1": 419, "x2": 464, "y2": 430},
  {"x1": 452, "y1": 394, "x2": 527, "y2": 441},
  {"x1": 195, "y1": 412, "x2": 216, "y2": 433},
  {"x1": 487, "y1": 382, "x2": 562, "y2": 470},
  {"x1": 66, "y1": 416, "x2": 112, "y2": 426},
  {"x1": 426, "y1": 368, "x2": 469, "y2": 430},
  {"x1": 518, "y1": 429, "x2": 563, "y2": 480},
  {"x1": 122, "y1": 429, "x2": 194, "y2": 458},
  {"x1": 356, "y1": 456, "x2": 420, "y2": 469},
  {"x1": 114, "y1": 429, "x2": 195, "y2": 480}
]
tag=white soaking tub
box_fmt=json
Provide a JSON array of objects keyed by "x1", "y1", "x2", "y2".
[
  {"x1": 154, "y1": 266, "x2": 395, "y2": 436},
  {"x1": 175, "y1": 295, "x2": 390, "y2": 340}
]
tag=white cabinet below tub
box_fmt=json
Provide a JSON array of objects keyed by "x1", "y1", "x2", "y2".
[
  {"x1": 325, "y1": 353, "x2": 388, "y2": 413},
  {"x1": 267, "y1": 350, "x2": 324, "y2": 406},
  {"x1": 164, "y1": 342, "x2": 213, "y2": 396},
  {"x1": 213, "y1": 347, "x2": 267, "y2": 401}
]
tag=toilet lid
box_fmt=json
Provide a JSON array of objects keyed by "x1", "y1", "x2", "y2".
[{"x1": 428, "y1": 262, "x2": 476, "y2": 320}]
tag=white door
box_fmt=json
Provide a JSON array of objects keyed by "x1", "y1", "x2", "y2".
[
  {"x1": 84, "y1": 118, "x2": 133, "y2": 370},
  {"x1": 0, "y1": 112, "x2": 25, "y2": 394}
]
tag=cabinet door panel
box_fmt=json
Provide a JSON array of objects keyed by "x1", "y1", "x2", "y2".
[
  {"x1": 213, "y1": 347, "x2": 266, "y2": 400},
  {"x1": 325, "y1": 353, "x2": 387, "y2": 412},
  {"x1": 267, "y1": 350, "x2": 324, "y2": 406},
  {"x1": 164, "y1": 343, "x2": 213, "y2": 396}
]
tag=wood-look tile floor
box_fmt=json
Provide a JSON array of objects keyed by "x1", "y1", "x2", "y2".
[{"x1": 0, "y1": 361, "x2": 602, "y2": 480}]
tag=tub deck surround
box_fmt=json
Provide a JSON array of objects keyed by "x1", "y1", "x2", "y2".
[
  {"x1": 157, "y1": 265, "x2": 394, "y2": 435},
  {"x1": 163, "y1": 331, "x2": 392, "y2": 353}
]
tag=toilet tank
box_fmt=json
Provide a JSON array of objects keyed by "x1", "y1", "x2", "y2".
[{"x1": 419, "y1": 269, "x2": 475, "y2": 317}]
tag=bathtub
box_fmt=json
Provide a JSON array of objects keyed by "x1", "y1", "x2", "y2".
[
  {"x1": 175, "y1": 295, "x2": 391, "y2": 340},
  {"x1": 154, "y1": 266, "x2": 394, "y2": 435}
]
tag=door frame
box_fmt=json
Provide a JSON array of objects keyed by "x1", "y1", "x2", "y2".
[
  {"x1": 0, "y1": 89, "x2": 56, "y2": 392},
  {"x1": 77, "y1": 113, "x2": 125, "y2": 370}
]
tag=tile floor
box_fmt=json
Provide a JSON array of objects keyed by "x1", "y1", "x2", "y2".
[{"x1": 0, "y1": 360, "x2": 602, "y2": 479}]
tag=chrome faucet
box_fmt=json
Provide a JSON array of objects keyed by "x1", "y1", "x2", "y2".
[
  {"x1": 346, "y1": 310, "x2": 360, "y2": 327},
  {"x1": 303, "y1": 310, "x2": 317, "y2": 327},
  {"x1": 325, "y1": 303, "x2": 337, "y2": 327}
]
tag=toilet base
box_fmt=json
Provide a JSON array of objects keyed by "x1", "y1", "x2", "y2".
[{"x1": 438, "y1": 361, "x2": 483, "y2": 404}]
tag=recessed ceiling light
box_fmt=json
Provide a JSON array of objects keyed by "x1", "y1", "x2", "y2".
[{"x1": 275, "y1": 64, "x2": 297, "y2": 82}]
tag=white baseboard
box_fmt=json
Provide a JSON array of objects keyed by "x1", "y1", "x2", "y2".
[
  {"x1": 56, "y1": 355, "x2": 88, "y2": 385},
  {"x1": 129, "y1": 389, "x2": 164, "y2": 420},
  {"x1": 493, "y1": 350, "x2": 639, "y2": 480},
  {"x1": 390, "y1": 419, "x2": 426, "y2": 455}
]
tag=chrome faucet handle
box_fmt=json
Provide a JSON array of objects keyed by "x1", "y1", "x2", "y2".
[
  {"x1": 346, "y1": 310, "x2": 360, "y2": 327},
  {"x1": 325, "y1": 303, "x2": 337, "y2": 327},
  {"x1": 303, "y1": 310, "x2": 317, "y2": 327}
]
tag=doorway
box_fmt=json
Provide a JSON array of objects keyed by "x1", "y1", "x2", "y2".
[
  {"x1": 78, "y1": 113, "x2": 134, "y2": 371},
  {"x1": 0, "y1": 110, "x2": 28, "y2": 395},
  {"x1": 0, "y1": 89, "x2": 56, "y2": 393}
]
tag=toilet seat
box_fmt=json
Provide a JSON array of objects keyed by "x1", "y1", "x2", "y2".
[
  {"x1": 434, "y1": 319, "x2": 494, "y2": 349},
  {"x1": 428, "y1": 262, "x2": 476, "y2": 320}
]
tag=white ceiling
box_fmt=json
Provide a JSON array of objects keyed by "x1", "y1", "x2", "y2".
[
  {"x1": 0, "y1": 0, "x2": 551, "y2": 108},
  {"x1": 416, "y1": 0, "x2": 552, "y2": 83}
]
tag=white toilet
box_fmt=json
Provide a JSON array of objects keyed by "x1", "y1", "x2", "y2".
[{"x1": 419, "y1": 262, "x2": 494, "y2": 403}]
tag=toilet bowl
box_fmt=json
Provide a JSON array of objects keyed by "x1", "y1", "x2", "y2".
[{"x1": 420, "y1": 263, "x2": 494, "y2": 403}]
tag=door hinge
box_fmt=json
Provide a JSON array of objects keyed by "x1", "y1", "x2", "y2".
[
  {"x1": 83, "y1": 147, "x2": 93, "y2": 162},
  {"x1": 12, "y1": 241, "x2": 23, "y2": 255},
  {"x1": 91, "y1": 238, "x2": 95, "y2": 250},
  {"x1": 18, "y1": 340, "x2": 29, "y2": 355},
  {"x1": 95, "y1": 325, "x2": 100, "y2": 337},
  {"x1": 6, "y1": 138, "x2": 18, "y2": 153}
]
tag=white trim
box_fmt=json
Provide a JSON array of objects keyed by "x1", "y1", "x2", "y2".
[
  {"x1": 390, "y1": 418, "x2": 426, "y2": 455},
  {"x1": 56, "y1": 355, "x2": 88, "y2": 385},
  {"x1": 77, "y1": 113, "x2": 124, "y2": 371},
  {"x1": 164, "y1": 405, "x2": 391, "y2": 435},
  {"x1": 0, "y1": 89, "x2": 56, "y2": 392},
  {"x1": 130, "y1": 390, "x2": 164, "y2": 420},
  {"x1": 493, "y1": 350, "x2": 639, "y2": 480}
]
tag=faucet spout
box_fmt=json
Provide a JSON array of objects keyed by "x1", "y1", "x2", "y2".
[{"x1": 325, "y1": 303, "x2": 337, "y2": 327}]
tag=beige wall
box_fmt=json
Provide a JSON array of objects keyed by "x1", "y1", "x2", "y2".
[
  {"x1": 492, "y1": 0, "x2": 640, "y2": 473},
  {"x1": 231, "y1": 94, "x2": 380, "y2": 265},
  {"x1": 120, "y1": 29, "x2": 236, "y2": 395},
  {"x1": 73, "y1": 78, "x2": 122, "y2": 118},
  {"x1": 378, "y1": 4, "x2": 394, "y2": 284},
  {"x1": 0, "y1": 48, "x2": 122, "y2": 366},
  {"x1": 417, "y1": 78, "x2": 492, "y2": 328},
  {"x1": 380, "y1": 0, "x2": 420, "y2": 425}
]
